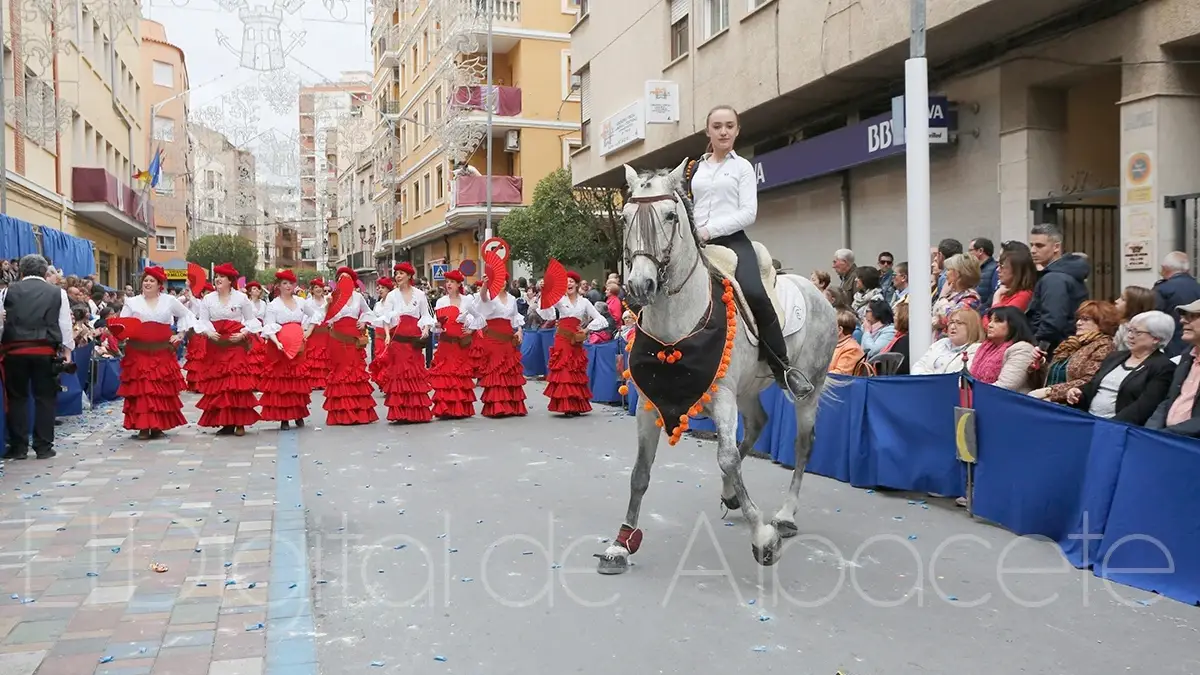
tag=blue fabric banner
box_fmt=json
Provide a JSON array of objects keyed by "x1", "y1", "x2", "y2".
[
  {"x1": 538, "y1": 328, "x2": 554, "y2": 373},
  {"x1": 0, "y1": 215, "x2": 38, "y2": 261},
  {"x1": 521, "y1": 330, "x2": 547, "y2": 376},
  {"x1": 40, "y1": 227, "x2": 96, "y2": 277},
  {"x1": 585, "y1": 340, "x2": 621, "y2": 403}
]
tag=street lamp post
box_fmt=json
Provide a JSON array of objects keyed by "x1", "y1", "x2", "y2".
[{"x1": 483, "y1": 0, "x2": 495, "y2": 242}]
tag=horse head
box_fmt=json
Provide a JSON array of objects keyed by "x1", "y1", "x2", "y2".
[{"x1": 622, "y1": 159, "x2": 700, "y2": 306}]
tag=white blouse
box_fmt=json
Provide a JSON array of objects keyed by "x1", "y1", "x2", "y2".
[
  {"x1": 305, "y1": 295, "x2": 329, "y2": 321},
  {"x1": 435, "y1": 294, "x2": 482, "y2": 331},
  {"x1": 192, "y1": 289, "x2": 263, "y2": 335},
  {"x1": 315, "y1": 291, "x2": 374, "y2": 325},
  {"x1": 261, "y1": 296, "x2": 317, "y2": 338},
  {"x1": 690, "y1": 150, "x2": 758, "y2": 240},
  {"x1": 536, "y1": 295, "x2": 607, "y2": 331},
  {"x1": 470, "y1": 293, "x2": 524, "y2": 331},
  {"x1": 120, "y1": 294, "x2": 196, "y2": 332},
  {"x1": 248, "y1": 298, "x2": 267, "y2": 322},
  {"x1": 374, "y1": 287, "x2": 436, "y2": 330}
]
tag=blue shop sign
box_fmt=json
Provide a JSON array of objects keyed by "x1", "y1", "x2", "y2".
[{"x1": 752, "y1": 96, "x2": 955, "y2": 192}]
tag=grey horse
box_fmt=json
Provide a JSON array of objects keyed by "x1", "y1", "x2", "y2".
[{"x1": 595, "y1": 160, "x2": 838, "y2": 574}]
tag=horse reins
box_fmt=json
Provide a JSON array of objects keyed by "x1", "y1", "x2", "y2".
[{"x1": 625, "y1": 191, "x2": 702, "y2": 297}]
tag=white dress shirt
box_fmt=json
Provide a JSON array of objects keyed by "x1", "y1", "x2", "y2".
[
  {"x1": 690, "y1": 150, "x2": 758, "y2": 240},
  {"x1": 0, "y1": 276, "x2": 76, "y2": 351}
]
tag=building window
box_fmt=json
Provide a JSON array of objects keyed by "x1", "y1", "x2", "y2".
[
  {"x1": 152, "y1": 60, "x2": 174, "y2": 87},
  {"x1": 562, "y1": 51, "x2": 581, "y2": 100},
  {"x1": 562, "y1": 138, "x2": 582, "y2": 168},
  {"x1": 412, "y1": 181, "x2": 421, "y2": 215},
  {"x1": 704, "y1": 0, "x2": 728, "y2": 38},
  {"x1": 411, "y1": 45, "x2": 419, "y2": 76},
  {"x1": 152, "y1": 115, "x2": 174, "y2": 142},
  {"x1": 669, "y1": 0, "x2": 690, "y2": 59},
  {"x1": 156, "y1": 227, "x2": 177, "y2": 251},
  {"x1": 422, "y1": 172, "x2": 431, "y2": 210},
  {"x1": 155, "y1": 173, "x2": 176, "y2": 196},
  {"x1": 435, "y1": 164, "x2": 445, "y2": 203},
  {"x1": 579, "y1": 65, "x2": 591, "y2": 145}
]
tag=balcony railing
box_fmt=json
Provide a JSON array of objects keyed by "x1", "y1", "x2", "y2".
[
  {"x1": 449, "y1": 175, "x2": 523, "y2": 209},
  {"x1": 451, "y1": 86, "x2": 521, "y2": 116},
  {"x1": 455, "y1": 0, "x2": 520, "y2": 26},
  {"x1": 71, "y1": 167, "x2": 153, "y2": 237},
  {"x1": 380, "y1": 99, "x2": 402, "y2": 115}
]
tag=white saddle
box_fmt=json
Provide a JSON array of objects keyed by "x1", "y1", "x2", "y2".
[{"x1": 703, "y1": 241, "x2": 807, "y2": 346}]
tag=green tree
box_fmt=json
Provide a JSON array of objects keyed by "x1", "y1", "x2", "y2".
[
  {"x1": 255, "y1": 267, "x2": 323, "y2": 286},
  {"x1": 498, "y1": 169, "x2": 624, "y2": 273},
  {"x1": 186, "y1": 234, "x2": 258, "y2": 280}
]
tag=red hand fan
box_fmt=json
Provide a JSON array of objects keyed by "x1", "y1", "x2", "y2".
[
  {"x1": 106, "y1": 317, "x2": 142, "y2": 341},
  {"x1": 484, "y1": 251, "x2": 507, "y2": 299},
  {"x1": 540, "y1": 258, "x2": 567, "y2": 310},
  {"x1": 324, "y1": 273, "x2": 356, "y2": 322},
  {"x1": 436, "y1": 305, "x2": 460, "y2": 326},
  {"x1": 186, "y1": 263, "x2": 207, "y2": 297},
  {"x1": 276, "y1": 323, "x2": 305, "y2": 360}
]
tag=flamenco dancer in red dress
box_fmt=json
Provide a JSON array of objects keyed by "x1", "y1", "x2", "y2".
[
  {"x1": 304, "y1": 278, "x2": 332, "y2": 390},
  {"x1": 114, "y1": 267, "x2": 195, "y2": 440},
  {"x1": 245, "y1": 281, "x2": 268, "y2": 387},
  {"x1": 321, "y1": 267, "x2": 379, "y2": 426},
  {"x1": 470, "y1": 266, "x2": 528, "y2": 418},
  {"x1": 372, "y1": 262, "x2": 435, "y2": 423},
  {"x1": 183, "y1": 282, "x2": 213, "y2": 392},
  {"x1": 430, "y1": 269, "x2": 478, "y2": 419},
  {"x1": 259, "y1": 270, "x2": 318, "y2": 430},
  {"x1": 368, "y1": 277, "x2": 394, "y2": 390},
  {"x1": 536, "y1": 270, "x2": 607, "y2": 416},
  {"x1": 193, "y1": 263, "x2": 262, "y2": 436}
]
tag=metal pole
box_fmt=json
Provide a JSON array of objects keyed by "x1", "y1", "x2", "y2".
[
  {"x1": 905, "y1": 0, "x2": 933, "y2": 359},
  {"x1": 0, "y1": 4, "x2": 8, "y2": 214},
  {"x1": 483, "y1": 0, "x2": 494, "y2": 241}
]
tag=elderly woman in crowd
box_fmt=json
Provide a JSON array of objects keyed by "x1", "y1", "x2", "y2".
[
  {"x1": 912, "y1": 308, "x2": 982, "y2": 375},
  {"x1": 933, "y1": 253, "x2": 982, "y2": 339},
  {"x1": 859, "y1": 298, "x2": 895, "y2": 360},
  {"x1": 1112, "y1": 285, "x2": 1156, "y2": 351},
  {"x1": 1063, "y1": 310, "x2": 1176, "y2": 424},
  {"x1": 852, "y1": 266, "x2": 884, "y2": 322},
  {"x1": 830, "y1": 308, "x2": 866, "y2": 375},
  {"x1": 970, "y1": 306, "x2": 1037, "y2": 392},
  {"x1": 1030, "y1": 300, "x2": 1120, "y2": 402}
]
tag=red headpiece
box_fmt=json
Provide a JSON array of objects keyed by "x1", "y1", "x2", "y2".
[
  {"x1": 245, "y1": 280, "x2": 262, "y2": 291},
  {"x1": 275, "y1": 269, "x2": 297, "y2": 284},
  {"x1": 443, "y1": 269, "x2": 465, "y2": 283},
  {"x1": 566, "y1": 270, "x2": 582, "y2": 283},
  {"x1": 309, "y1": 277, "x2": 325, "y2": 288},
  {"x1": 142, "y1": 266, "x2": 167, "y2": 286},
  {"x1": 213, "y1": 263, "x2": 239, "y2": 281},
  {"x1": 335, "y1": 266, "x2": 358, "y2": 282},
  {"x1": 378, "y1": 277, "x2": 395, "y2": 290},
  {"x1": 394, "y1": 262, "x2": 416, "y2": 277}
]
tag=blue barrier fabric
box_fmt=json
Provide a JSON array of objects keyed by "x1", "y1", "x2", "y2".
[
  {"x1": 0, "y1": 215, "x2": 37, "y2": 260},
  {"x1": 538, "y1": 328, "x2": 554, "y2": 373},
  {"x1": 862, "y1": 374, "x2": 965, "y2": 496},
  {"x1": 585, "y1": 340, "x2": 621, "y2": 403},
  {"x1": 93, "y1": 360, "x2": 122, "y2": 403},
  {"x1": 521, "y1": 330, "x2": 547, "y2": 376},
  {"x1": 40, "y1": 227, "x2": 96, "y2": 277}
]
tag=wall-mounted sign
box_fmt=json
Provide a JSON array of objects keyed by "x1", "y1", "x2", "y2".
[
  {"x1": 430, "y1": 262, "x2": 449, "y2": 281},
  {"x1": 644, "y1": 81, "x2": 679, "y2": 124},
  {"x1": 1124, "y1": 151, "x2": 1154, "y2": 205},
  {"x1": 165, "y1": 268, "x2": 188, "y2": 280},
  {"x1": 599, "y1": 100, "x2": 646, "y2": 157},
  {"x1": 1123, "y1": 239, "x2": 1152, "y2": 271}
]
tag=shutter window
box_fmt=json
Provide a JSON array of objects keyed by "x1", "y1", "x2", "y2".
[
  {"x1": 580, "y1": 67, "x2": 591, "y2": 122},
  {"x1": 670, "y1": 0, "x2": 688, "y2": 23}
]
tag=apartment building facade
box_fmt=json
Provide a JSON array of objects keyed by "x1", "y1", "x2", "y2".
[
  {"x1": 140, "y1": 19, "x2": 191, "y2": 266},
  {"x1": 187, "y1": 123, "x2": 259, "y2": 243},
  {"x1": 572, "y1": 0, "x2": 1200, "y2": 300},
  {"x1": 297, "y1": 74, "x2": 372, "y2": 273},
  {"x1": 369, "y1": 0, "x2": 583, "y2": 282},
  {"x1": 4, "y1": 0, "x2": 152, "y2": 287}
]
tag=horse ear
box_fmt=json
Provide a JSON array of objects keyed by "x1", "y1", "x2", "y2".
[
  {"x1": 623, "y1": 164, "x2": 639, "y2": 188},
  {"x1": 669, "y1": 158, "x2": 689, "y2": 187}
]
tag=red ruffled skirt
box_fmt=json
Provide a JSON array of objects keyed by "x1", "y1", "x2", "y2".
[
  {"x1": 259, "y1": 325, "x2": 312, "y2": 422},
  {"x1": 323, "y1": 317, "x2": 378, "y2": 426},
  {"x1": 430, "y1": 333, "x2": 476, "y2": 419},
  {"x1": 476, "y1": 318, "x2": 527, "y2": 418},
  {"x1": 118, "y1": 325, "x2": 187, "y2": 432},
  {"x1": 378, "y1": 316, "x2": 432, "y2": 423},
  {"x1": 307, "y1": 326, "x2": 331, "y2": 390},
  {"x1": 369, "y1": 328, "x2": 389, "y2": 390},
  {"x1": 184, "y1": 333, "x2": 207, "y2": 392},
  {"x1": 247, "y1": 335, "x2": 267, "y2": 390},
  {"x1": 195, "y1": 320, "x2": 261, "y2": 428},
  {"x1": 545, "y1": 317, "x2": 592, "y2": 414}
]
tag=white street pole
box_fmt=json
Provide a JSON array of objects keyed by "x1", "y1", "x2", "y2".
[
  {"x1": 483, "y1": 0, "x2": 495, "y2": 242},
  {"x1": 905, "y1": 0, "x2": 933, "y2": 360}
]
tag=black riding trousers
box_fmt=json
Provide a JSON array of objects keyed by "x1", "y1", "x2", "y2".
[{"x1": 708, "y1": 230, "x2": 789, "y2": 365}]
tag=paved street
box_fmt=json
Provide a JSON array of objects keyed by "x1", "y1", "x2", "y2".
[{"x1": 0, "y1": 382, "x2": 1195, "y2": 675}]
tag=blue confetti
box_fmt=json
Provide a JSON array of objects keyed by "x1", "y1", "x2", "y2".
[
  {"x1": 434, "y1": 656, "x2": 447, "y2": 662},
  {"x1": 394, "y1": 544, "x2": 407, "y2": 550},
  {"x1": 752, "y1": 646, "x2": 768, "y2": 653},
  {"x1": 461, "y1": 577, "x2": 473, "y2": 582},
  {"x1": 947, "y1": 595, "x2": 959, "y2": 602},
  {"x1": 289, "y1": 583, "x2": 298, "y2": 589},
  {"x1": 246, "y1": 622, "x2": 264, "y2": 631},
  {"x1": 448, "y1": 548, "x2": 458, "y2": 553},
  {"x1": 99, "y1": 656, "x2": 114, "y2": 663},
  {"x1": 908, "y1": 535, "x2": 918, "y2": 541},
  {"x1": 371, "y1": 661, "x2": 385, "y2": 667},
  {"x1": 758, "y1": 615, "x2": 770, "y2": 622},
  {"x1": 86, "y1": 572, "x2": 98, "y2": 577},
  {"x1": 747, "y1": 599, "x2": 756, "y2": 605}
]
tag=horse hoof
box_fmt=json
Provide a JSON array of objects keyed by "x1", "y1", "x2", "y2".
[
  {"x1": 772, "y1": 519, "x2": 799, "y2": 539},
  {"x1": 721, "y1": 494, "x2": 741, "y2": 511},
  {"x1": 595, "y1": 553, "x2": 629, "y2": 575},
  {"x1": 752, "y1": 527, "x2": 783, "y2": 567}
]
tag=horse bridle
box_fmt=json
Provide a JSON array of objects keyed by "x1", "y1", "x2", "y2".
[{"x1": 624, "y1": 191, "x2": 702, "y2": 297}]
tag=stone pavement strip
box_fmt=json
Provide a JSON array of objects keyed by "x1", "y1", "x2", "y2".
[{"x1": 0, "y1": 397, "x2": 317, "y2": 675}]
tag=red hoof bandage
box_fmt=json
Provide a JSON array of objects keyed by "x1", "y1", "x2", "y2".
[{"x1": 616, "y1": 525, "x2": 643, "y2": 555}]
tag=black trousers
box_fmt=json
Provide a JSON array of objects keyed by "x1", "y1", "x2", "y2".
[
  {"x1": 4, "y1": 355, "x2": 58, "y2": 456},
  {"x1": 709, "y1": 231, "x2": 789, "y2": 369}
]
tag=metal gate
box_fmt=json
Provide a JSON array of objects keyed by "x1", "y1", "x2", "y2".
[
  {"x1": 1030, "y1": 188, "x2": 1120, "y2": 302},
  {"x1": 1165, "y1": 192, "x2": 1200, "y2": 272}
]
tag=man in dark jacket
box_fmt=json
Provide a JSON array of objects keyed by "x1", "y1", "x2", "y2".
[
  {"x1": 1146, "y1": 299, "x2": 1200, "y2": 436},
  {"x1": 1153, "y1": 251, "x2": 1200, "y2": 357},
  {"x1": 1027, "y1": 223, "x2": 1090, "y2": 355},
  {"x1": 969, "y1": 237, "x2": 998, "y2": 314}
]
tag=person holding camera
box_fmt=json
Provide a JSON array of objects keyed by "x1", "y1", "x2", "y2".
[{"x1": 1, "y1": 254, "x2": 74, "y2": 460}]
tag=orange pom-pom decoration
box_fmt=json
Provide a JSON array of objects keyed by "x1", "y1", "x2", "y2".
[
  {"x1": 622, "y1": 369, "x2": 631, "y2": 379},
  {"x1": 625, "y1": 342, "x2": 633, "y2": 352},
  {"x1": 701, "y1": 393, "x2": 712, "y2": 403},
  {"x1": 619, "y1": 385, "x2": 629, "y2": 396},
  {"x1": 710, "y1": 384, "x2": 719, "y2": 392},
  {"x1": 655, "y1": 417, "x2": 664, "y2": 428},
  {"x1": 644, "y1": 401, "x2": 654, "y2": 411},
  {"x1": 656, "y1": 351, "x2": 666, "y2": 362}
]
